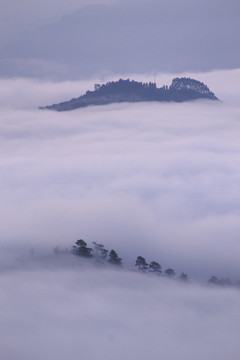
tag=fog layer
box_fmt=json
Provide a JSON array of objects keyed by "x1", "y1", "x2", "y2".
[
  {"x1": 0, "y1": 69, "x2": 240, "y2": 280},
  {"x1": 1, "y1": 69, "x2": 240, "y2": 359},
  {"x1": 1, "y1": 265, "x2": 240, "y2": 360}
]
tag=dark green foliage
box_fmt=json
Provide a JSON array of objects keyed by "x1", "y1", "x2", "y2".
[
  {"x1": 94, "y1": 84, "x2": 101, "y2": 91},
  {"x1": 168, "y1": 77, "x2": 217, "y2": 102},
  {"x1": 170, "y1": 77, "x2": 211, "y2": 93},
  {"x1": 69, "y1": 239, "x2": 238, "y2": 288},
  {"x1": 108, "y1": 249, "x2": 122, "y2": 266},
  {"x1": 164, "y1": 268, "x2": 176, "y2": 277},
  {"x1": 149, "y1": 261, "x2": 162, "y2": 274},
  {"x1": 135, "y1": 256, "x2": 148, "y2": 272},
  {"x1": 41, "y1": 77, "x2": 218, "y2": 111},
  {"x1": 73, "y1": 239, "x2": 93, "y2": 258}
]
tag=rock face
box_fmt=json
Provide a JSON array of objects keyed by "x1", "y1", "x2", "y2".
[{"x1": 41, "y1": 77, "x2": 218, "y2": 111}]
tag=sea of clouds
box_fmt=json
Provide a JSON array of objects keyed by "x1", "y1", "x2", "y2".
[{"x1": 0, "y1": 69, "x2": 240, "y2": 359}]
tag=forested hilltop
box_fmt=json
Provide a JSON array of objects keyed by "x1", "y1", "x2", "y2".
[
  {"x1": 51, "y1": 239, "x2": 239, "y2": 289},
  {"x1": 41, "y1": 77, "x2": 218, "y2": 111}
]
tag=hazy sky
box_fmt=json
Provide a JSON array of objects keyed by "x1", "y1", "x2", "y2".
[
  {"x1": 1, "y1": 2, "x2": 240, "y2": 357},
  {"x1": 0, "y1": 0, "x2": 239, "y2": 79}
]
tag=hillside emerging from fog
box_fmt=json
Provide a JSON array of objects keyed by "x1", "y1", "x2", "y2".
[{"x1": 41, "y1": 77, "x2": 218, "y2": 111}]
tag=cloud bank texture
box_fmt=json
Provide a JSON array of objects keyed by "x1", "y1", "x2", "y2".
[{"x1": 0, "y1": 69, "x2": 240, "y2": 359}]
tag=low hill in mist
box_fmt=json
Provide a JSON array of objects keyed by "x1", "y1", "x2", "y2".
[{"x1": 41, "y1": 77, "x2": 218, "y2": 111}]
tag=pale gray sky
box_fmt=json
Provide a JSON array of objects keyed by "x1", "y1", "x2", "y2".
[
  {"x1": 0, "y1": 0, "x2": 114, "y2": 37},
  {"x1": 0, "y1": 0, "x2": 239, "y2": 79}
]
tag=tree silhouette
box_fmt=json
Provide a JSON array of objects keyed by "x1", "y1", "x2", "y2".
[
  {"x1": 149, "y1": 261, "x2": 161, "y2": 275},
  {"x1": 164, "y1": 268, "x2": 176, "y2": 277},
  {"x1": 92, "y1": 242, "x2": 108, "y2": 260},
  {"x1": 42, "y1": 77, "x2": 218, "y2": 111},
  {"x1": 108, "y1": 249, "x2": 122, "y2": 266},
  {"x1": 135, "y1": 256, "x2": 148, "y2": 272},
  {"x1": 73, "y1": 239, "x2": 93, "y2": 258}
]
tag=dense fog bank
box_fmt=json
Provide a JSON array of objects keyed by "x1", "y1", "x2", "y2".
[
  {"x1": 0, "y1": 69, "x2": 240, "y2": 359},
  {"x1": 1, "y1": 263, "x2": 240, "y2": 360},
  {"x1": 0, "y1": 69, "x2": 240, "y2": 279}
]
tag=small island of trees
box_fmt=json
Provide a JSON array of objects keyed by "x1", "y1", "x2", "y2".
[{"x1": 41, "y1": 77, "x2": 218, "y2": 111}]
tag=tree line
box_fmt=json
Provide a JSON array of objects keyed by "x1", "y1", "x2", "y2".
[
  {"x1": 71, "y1": 239, "x2": 188, "y2": 282},
  {"x1": 65, "y1": 239, "x2": 239, "y2": 288}
]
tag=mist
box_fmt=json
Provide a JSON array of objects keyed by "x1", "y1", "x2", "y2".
[
  {"x1": 1, "y1": 68, "x2": 240, "y2": 277},
  {"x1": 0, "y1": 68, "x2": 240, "y2": 359},
  {"x1": 1, "y1": 265, "x2": 240, "y2": 360},
  {"x1": 1, "y1": 0, "x2": 240, "y2": 79}
]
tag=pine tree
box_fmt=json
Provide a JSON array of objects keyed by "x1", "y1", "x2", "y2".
[
  {"x1": 73, "y1": 239, "x2": 93, "y2": 258},
  {"x1": 164, "y1": 268, "x2": 176, "y2": 277},
  {"x1": 135, "y1": 256, "x2": 148, "y2": 272},
  {"x1": 92, "y1": 242, "x2": 108, "y2": 260},
  {"x1": 108, "y1": 250, "x2": 122, "y2": 266},
  {"x1": 149, "y1": 261, "x2": 161, "y2": 275}
]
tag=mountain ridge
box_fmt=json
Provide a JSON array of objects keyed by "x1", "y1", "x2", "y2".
[{"x1": 40, "y1": 77, "x2": 218, "y2": 111}]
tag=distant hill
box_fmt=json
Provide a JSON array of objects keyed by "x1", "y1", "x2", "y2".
[{"x1": 41, "y1": 77, "x2": 218, "y2": 111}]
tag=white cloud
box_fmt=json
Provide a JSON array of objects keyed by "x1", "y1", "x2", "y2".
[
  {"x1": 0, "y1": 69, "x2": 240, "y2": 279},
  {"x1": 1, "y1": 69, "x2": 240, "y2": 359},
  {"x1": 0, "y1": 264, "x2": 240, "y2": 360}
]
